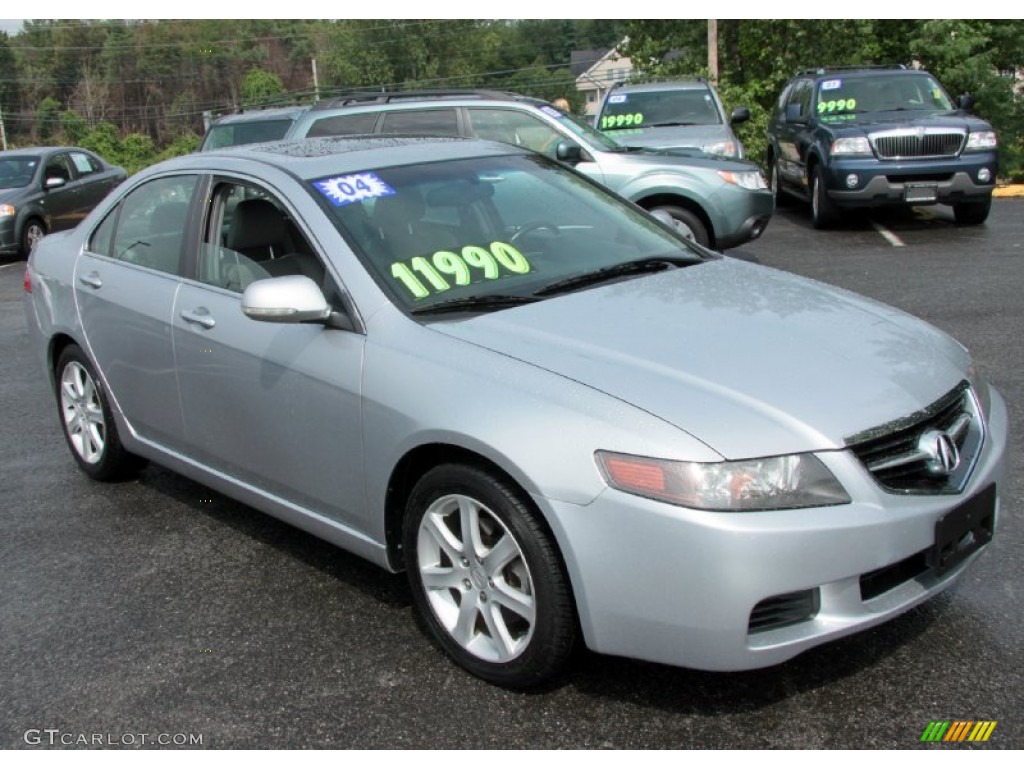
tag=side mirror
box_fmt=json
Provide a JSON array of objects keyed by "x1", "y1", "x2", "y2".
[
  {"x1": 44, "y1": 177, "x2": 67, "y2": 190},
  {"x1": 730, "y1": 107, "x2": 751, "y2": 125},
  {"x1": 555, "y1": 140, "x2": 583, "y2": 163},
  {"x1": 785, "y1": 103, "x2": 807, "y2": 124},
  {"x1": 957, "y1": 93, "x2": 975, "y2": 113},
  {"x1": 241, "y1": 275, "x2": 332, "y2": 324}
]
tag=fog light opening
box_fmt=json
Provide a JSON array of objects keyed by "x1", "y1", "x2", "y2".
[
  {"x1": 978, "y1": 167, "x2": 992, "y2": 183},
  {"x1": 845, "y1": 174, "x2": 859, "y2": 189}
]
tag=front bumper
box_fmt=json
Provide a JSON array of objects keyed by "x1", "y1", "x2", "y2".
[
  {"x1": 711, "y1": 187, "x2": 774, "y2": 250},
  {"x1": 0, "y1": 216, "x2": 17, "y2": 254},
  {"x1": 536, "y1": 386, "x2": 1008, "y2": 671},
  {"x1": 825, "y1": 152, "x2": 997, "y2": 208}
]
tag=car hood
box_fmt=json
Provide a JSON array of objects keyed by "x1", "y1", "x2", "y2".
[
  {"x1": 607, "y1": 124, "x2": 732, "y2": 151},
  {"x1": 601, "y1": 146, "x2": 760, "y2": 173},
  {"x1": 0, "y1": 186, "x2": 31, "y2": 203},
  {"x1": 430, "y1": 258, "x2": 969, "y2": 460},
  {"x1": 822, "y1": 111, "x2": 991, "y2": 136}
]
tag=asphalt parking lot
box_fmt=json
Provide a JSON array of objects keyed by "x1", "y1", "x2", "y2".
[{"x1": 2, "y1": 199, "x2": 1022, "y2": 750}]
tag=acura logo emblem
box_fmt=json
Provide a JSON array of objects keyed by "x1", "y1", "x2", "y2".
[{"x1": 918, "y1": 429, "x2": 960, "y2": 476}]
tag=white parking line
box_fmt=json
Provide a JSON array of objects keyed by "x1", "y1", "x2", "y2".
[
  {"x1": 0, "y1": 262, "x2": 23, "y2": 269},
  {"x1": 871, "y1": 221, "x2": 905, "y2": 247}
]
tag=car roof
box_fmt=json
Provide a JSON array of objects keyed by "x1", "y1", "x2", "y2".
[
  {"x1": 611, "y1": 80, "x2": 712, "y2": 93},
  {"x1": 308, "y1": 89, "x2": 547, "y2": 113},
  {"x1": 795, "y1": 66, "x2": 927, "y2": 80},
  {"x1": 0, "y1": 146, "x2": 94, "y2": 156},
  {"x1": 208, "y1": 106, "x2": 310, "y2": 125},
  {"x1": 151, "y1": 135, "x2": 528, "y2": 181}
]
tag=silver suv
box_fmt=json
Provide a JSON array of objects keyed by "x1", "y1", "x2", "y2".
[
  {"x1": 285, "y1": 90, "x2": 772, "y2": 250},
  {"x1": 595, "y1": 80, "x2": 751, "y2": 158}
]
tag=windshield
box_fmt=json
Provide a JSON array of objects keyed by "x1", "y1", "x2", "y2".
[
  {"x1": 310, "y1": 154, "x2": 702, "y2": 313},
  {"x1": 0, "y1": 156, "x2": 40, "y2": 189},
  {"x1": 814, "y1": 73, "x2": 955, "y2": 120},
  {"x1": 598, "y1": 88, "x2": 723, "y2": 131},
  {"x1": 202, "y1": 118, "x2": 295, "y2": 150}
]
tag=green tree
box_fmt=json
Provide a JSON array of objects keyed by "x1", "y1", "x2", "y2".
[
  {"x1": 240, "y1": 67, "x2": 286, "y2": 107},
  {"x1": 36, "y1": 95, "x2": 61, "y2": 141}
]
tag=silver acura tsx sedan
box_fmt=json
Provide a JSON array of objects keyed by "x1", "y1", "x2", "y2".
[{"x1": 24, "y1": 136, "x2": 1007, "y2": 687}]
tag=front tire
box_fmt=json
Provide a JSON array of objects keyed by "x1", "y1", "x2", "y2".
[
  {"x1": 651, "y1": 204, "x2": 710, "y2": 247},
  {"x1": 403, "y1": 464, "x2": 576, "y2": 688},
  {"x1": 810, "y1": 165, "x2": 839, "y2": 229},
  {"x1": 55, "y1": 345, "x2": 145, "y2": 481},
  {"x1": 953, "y1": 198, "x2": 991, "y2": 226},
  {"x1": 21, "y1": 218, "x2": 46, "y2": 257}
]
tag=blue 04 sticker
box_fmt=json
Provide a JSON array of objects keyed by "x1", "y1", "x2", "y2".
[{"x1": 313, "y1": 172, "x2": 395, "y2": 207}]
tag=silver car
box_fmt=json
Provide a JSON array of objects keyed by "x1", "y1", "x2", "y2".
[{"x1": 24, "y1": 136, "x2": 1007, "y2": 688}]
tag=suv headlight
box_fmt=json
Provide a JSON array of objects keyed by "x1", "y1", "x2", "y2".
[
  {"x1": 596, "y1": 451, "x2": 850, "y2": 511},
  {"x1": 704, "y1": 140, "x2": 739, "y2": 158},
  {"x1": 0, "y1": 204, "x2": 15, "y2": 218},
  {"x1": 831, "y1": 137, "x2": 872, "y2": 156},
  {"x1": 965, "y1": 131, "x2": 997, "y2": 151},
  {"x1": 717, "y1": 170, "x2": 767, "y2": 190}
]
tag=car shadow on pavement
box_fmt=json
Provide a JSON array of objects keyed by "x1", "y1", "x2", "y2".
[
  {"x1": 564, "y1": 597, "x2": 946, "y2": 714},
  {"x1": 138, "y1": 464, "x2": 413, "y2": 611}
]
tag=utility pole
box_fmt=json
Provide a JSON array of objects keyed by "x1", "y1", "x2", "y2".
[
  {"x1": 312, "y1": 58, "x2": 320, "y2": 103},
  {"x1": 708, "y1": 19, "x2": 719, "y2": 84},
  {"x1": 0, "y1": 104, "x2": 7, "y2": 151}
]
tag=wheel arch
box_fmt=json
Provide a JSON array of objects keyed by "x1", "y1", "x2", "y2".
[
  {"x1": 47, "y1": 332, "x2": 82, "y2": 389},
  {"x1": 383, "y1": 442, "x2": 569, "y2": 580},
  {"x1": 635, "y1": 193, "x2": 715, "y2": 248}
]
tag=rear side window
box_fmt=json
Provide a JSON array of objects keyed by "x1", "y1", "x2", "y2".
[
  {"x1": 88, "y1": 208, "x2": 118, "y2": 256},
  {"x1": 379, "y1": 109, "x2": 459, "y2": 137},
  {"x1": 109, "y1": 175, "x2": 198, "y2": 274},
  {"x1": 307, "y1": 112, "x2": 379, "y2": 138},
  {"x1": 202, "y1": 119, "x2": 294, "y2": 150}
]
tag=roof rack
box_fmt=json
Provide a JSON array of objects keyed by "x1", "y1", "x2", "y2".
[
  {"x1": 796, "y1": 64, "x2": 907, "y2": 76},
  {"x1": 311, "y1": 89, "x2": 532, "y2": 111}
]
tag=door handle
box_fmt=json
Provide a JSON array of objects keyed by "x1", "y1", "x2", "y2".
[
  {"x1": 180, "y1": 309, "x2": 216, "y2": 329},
  {"x1": 78, "y1": 272, "x2": 102, "y2": 289}
]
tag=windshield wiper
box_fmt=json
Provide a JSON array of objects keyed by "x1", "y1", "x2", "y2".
[
  {"x1": 648, "y1": 121, "x2": 699, "y2": 127},
  {"x1": 411, "y1": 294, "x2": 540, "y2": 316},
  {"x1": 533, "y1": 257, "x2": 695, "y2": 297}
]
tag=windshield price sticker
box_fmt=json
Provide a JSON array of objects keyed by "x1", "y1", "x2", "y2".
[
  {"x1": 313, "y1": 172, "x2": 395, "y2": 207},
  {"x1": 390, "y1": 241, "x2": 531, "y2": 299},
  {"x1": 821, "y1": 79, "x2": 842, "y2": 91},
  {"x1": 608, "y1": 94, "x2": 628, "y2": 104},
  {"x1": 539, "y1": 106, "x2": 562, "y2": 118},
  {"x1": 600, "y1": 113, "x2": 645, "y2": 130},
  {"x1": 817, "y1": 98, "x2": 857, "y2": 114}
]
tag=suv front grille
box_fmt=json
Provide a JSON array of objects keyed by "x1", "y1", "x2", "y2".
[
  {"x1": 847, "y1": 382, "x2": 983, "y2": 494},
  {"x1": 871, "y1": 129, "x2": 965, "y2": 159}
]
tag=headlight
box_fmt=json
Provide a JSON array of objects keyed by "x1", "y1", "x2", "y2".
[
  {"x1": 716, "y1": 170, "x2": 768, "y2": 190},
  {"x1": 596, "y1": 451, "x2": 850, "y2": 511},
  {"x1": 0, "y1": 204, "x2": 15, "y2": 218},
  {"x1": 965, "y1": 131, "x2": 997, "y2": 151},
  {"x1": 831, "y1": 137, "x2": 872, "y2": 156},
  {"x1": 967, "y1": 364, "x2": 991, "y2": 422},
  {"x1": 704, "y1": 140, "x2": 739, "y2": 158}
]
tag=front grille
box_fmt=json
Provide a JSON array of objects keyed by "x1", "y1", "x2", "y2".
[
  {"x1": 749, "y1": 589, "x2": 819, "y2": 634},
  {"x1": 847, "y1": 382, "x2": 983, "y2": 494},
  {"x1": 872, "y1": 130, "x2": 965, "y2": 159},
  {"x1": 860, "y1": 549, "x2": 930, "y2": 601}
]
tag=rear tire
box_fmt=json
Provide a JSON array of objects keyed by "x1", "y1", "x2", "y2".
[
  {"x1": 55, "y1": 345, "x2": 145, "y2": 481},
  {"x1": 953, "y1": 198, "x2": 991, "y2": 226},
  {"x1": 810, "y1": 166, "x2": 839, "y2": 229}
]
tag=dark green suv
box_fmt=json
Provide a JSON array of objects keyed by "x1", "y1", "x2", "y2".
[{"x1": 766, "y1": 65, "x2": 998, "y2": 228}]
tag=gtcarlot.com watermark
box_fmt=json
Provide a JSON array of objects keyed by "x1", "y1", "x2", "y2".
[{"x1": 24, "y1": 729, "x2": 203, "y2": 747}]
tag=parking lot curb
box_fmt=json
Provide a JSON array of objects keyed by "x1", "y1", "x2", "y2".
[{"x1": 994, "y1": 184, "x2": 1024, "y2": 198}]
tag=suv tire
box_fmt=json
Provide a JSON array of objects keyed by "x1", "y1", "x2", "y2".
[
  {"x1": 652, "y1": 205, "x2": 709, "y2": 247},
  {"x1": 810, "y1": 166, "x2": 839, "y2": 229},
  {"x1": 953, "y1": 199, "x2": 992, "y2": 226}
]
